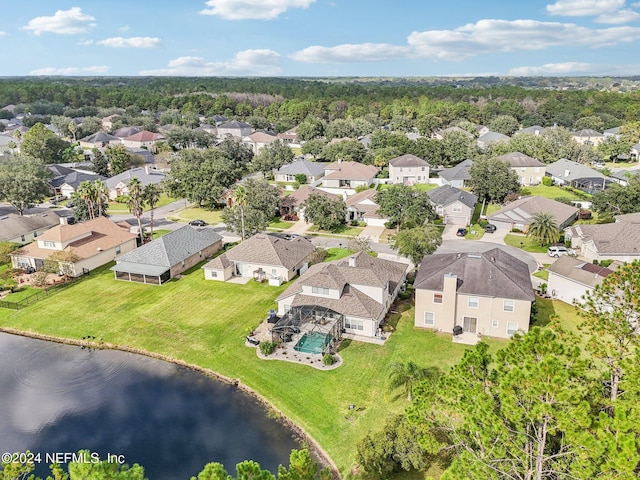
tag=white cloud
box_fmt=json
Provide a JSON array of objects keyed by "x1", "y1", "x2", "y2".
[
  {"x1": 140, "y1": 49, "x2": 281, "y2": 75},
  {"x1": 291, "y1": 19, "x2": 640, "y2": 64},
  {"x1": 509, "y1": 61, "x2": 594, "y2": 75},
  {"x1": 23, "y1": 7, "x2": 96, "y2": 35},
  {"x1": 199, "y1": 0, "x2": 316, "y2": 20},
  {"x1": 594, "y1": 8, "x2": 640, "y2": 22},
  {"x1": 289, "y1": 43, "x2": 412, "y2": 63},
  {"x1": 119, "y1": 25, "x2": 130, "y2": 32},
  {"x1": 97, "y1": 37, "x2": 162, "y2": 48},
  {"x1": 30, "y1": 65, "x2": 109, "y2": 75},
  {"x1": 546, "y1": 0, "x2": 625, "y2": 16},
  {"x1": 77, "y1": 39, "x2": 93, "y2": 46}
]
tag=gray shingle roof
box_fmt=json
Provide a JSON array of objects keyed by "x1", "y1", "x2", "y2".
[
  {"x1": 114, "y1": 226, "x2": 222, "y2": 269},
  {"x1": 546, "y1": 158, "x2": 605, "y2": 182},
  {"x1": 277, "y1": 159, "x2": 326, "y2": 177},
  {"x1": 105, "y1": 167, "x2": 165, "y2": 190},
  {"x1": 547, "y1": 255, "x2": 613, "y2": 288},
  {"x1": 495, "y1": 152, "x2": 546, "y2": 168},
  {"x1": 80, "y1": 131, "x2": 119, "y2": 143},
  {"x1": 427, "y1": 185, "x2": 477, "y2": 209},
  {"x1": 569, "y1": 223, "x2": 640, "y2": 255},
  {"x1": 488, "y1": 196, "x2": 578, "y2": 227},
  {"x1": 219, "y1": 120, "x2": 251, "y2": 129},
  {"x1": 0, "y1": 213, "x2": 60, "y2": 242},
  {"x1": 479, "y1": 131, "x2": 510, "y2": 143},
  {"x1": 438, "y1": 159, "x2": 472, "y2": 182},
  {"x1": 54, "y1": 171, "x2": 107, "y2": 189},
  {"x1": 414, "y1": 248, "x2": 534, "y2": 301},
  {"x1": 389, "y1": 154, "x2": 429, "y2": 168}
]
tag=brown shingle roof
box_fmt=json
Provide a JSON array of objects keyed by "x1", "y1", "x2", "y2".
[
  {"x1": 495, "y1": 152, "x2": 546, "y2": 168},
  {"x1": 389, "y1": 154, "x2": 429, "y2": 167},
  {"x1": 282, "y1": 185, "x2": 339, "y2": 209},
  {"x1": 324, "y1": 161, "x2": 378, "y2": 181},
  {"x1": 488, "y1": 196, "x2": 578, "y2": 227}
]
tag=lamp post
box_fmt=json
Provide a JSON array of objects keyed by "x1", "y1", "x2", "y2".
[{"x1": 520, "y1": 241, "x2": 524, "y2": 249}]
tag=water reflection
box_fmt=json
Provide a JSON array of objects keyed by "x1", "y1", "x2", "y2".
[{"x1": 0, "y1": 333, "x2": 300, "y2": 479}]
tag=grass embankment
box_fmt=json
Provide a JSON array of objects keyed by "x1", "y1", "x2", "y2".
[
  {"x1": 108, "y1": 193, "x2": 175, "y2": 214},
  {"x1": 504, "y1": 233, "x2": 549, "y2": 253},
  {"x1": 307, "y1": 225, "x2": 364, "y2": 237},
  {"x1": 0, "y1": 263, "x2": 509, "y2": 476},
  {"x1": 533, "y1": 264, "x2": 550, "y2": 281}
]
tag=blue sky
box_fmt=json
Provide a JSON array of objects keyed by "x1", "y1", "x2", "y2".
[{"x1": 3, "y1": 0, "x2": 640, "y2": 77}]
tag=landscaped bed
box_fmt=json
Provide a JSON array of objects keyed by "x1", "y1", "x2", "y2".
[{"x1": 0, "y1": 262, "x2": 526, "y2": 477}]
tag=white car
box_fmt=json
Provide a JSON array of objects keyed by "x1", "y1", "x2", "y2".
[{"x1": 547, "y1": 246, "x2": 575, "y2": 257}]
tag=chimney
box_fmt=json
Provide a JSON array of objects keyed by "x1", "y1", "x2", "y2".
[
  {"x1": 348, "y1": 256, "x2": 356, "y2": 267},
  {"x1": 59, "y1": 216, "x2": 68, "y2": 226}
]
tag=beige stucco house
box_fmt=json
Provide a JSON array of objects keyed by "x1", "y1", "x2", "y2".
[
  {"x1": 321, "y1": 161, "x2": 378, "y2": 190},
  {"x1": 202, "y1": 233, "x2": 315, "y2": 285},
  {"x1": 414, "y1": 248, "x2": 534, "y2": 343},
  {"x1": 565, "y1": 223, "x2": 640, "y2": 262},
  {"x1": 10, "y1": 217, "x2": 138, "y2": 276},
  {"x1": 345, "y1": 189, "x2": 386, "y2": 227},
  {"x1": 488, "y1": 196, "x2": 579, "y2": 232},
  {"x1": 0, "y1": 213, "x2": 60, "y2": 245},
  {"x1": 388, "y1": 154, "x2": 430, "y2": 185},
  {"x1": 427, "y1": 185, "x2": 477, "y2": 226},
  {"x1": 495, "y1": 152, "x2": 546, "y2": 186},
  {"x1": 547, "y1": 255, "x2": 615, "y2": 305}
]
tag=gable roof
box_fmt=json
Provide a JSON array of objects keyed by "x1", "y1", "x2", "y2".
[
  {"x1": 277, "y1": 159, "x2": 326, "y2": 177},
  {"x1": 204, "y1": 233, "x2": 315, "y2": 271},
  {"x1": 569, "y1": 223, "x2": 640, "y2": 255},
  {"x1": 547, "y1": 255, "x2": 613, "y2": 288},
  {"x1": 245, "y1": 131, "x2": 277, "y2": 143},
  {"x1": 615, "y1": 212, "x2": 640, "y2": 224},
  {"x1": 323, "y1": 161, "x2": 378, "y2": 181},
  {"x1": 427, "y1": 185, "x2": 477, "y2": 209},
  {"x1": 0, "y1": 213, "x2": 60, "y2": 242},
  {"x1": 114, "y1": 226, "x2": 222, "y2": 270},
  {"x1": 281, "y1": 185, "x2": 338, "y2": 208},
  {"x1": 414, "y1": 248, "x2": 534, "y2": 301},
  {"x1": 488, "y1": 196, "x2": 578, "y2": 227},
  {"x1": 438, "y1": 159, "x2": 473, "y2": 182},
  {"x1": 546, "y1": 158, "x2": 605, "y2": 182},
  {"x1": 435, "y1": 126, "x2": 474, "y2": 138},
  {"x1": 495, "y1": 152, "x2": 546, "y2": 168},
  {"x1": 389, "y1": 154, "x2": 429, "y2": 168},
  {"x1": 517, "y1": 125, "x2": 545, "y2": 135}
]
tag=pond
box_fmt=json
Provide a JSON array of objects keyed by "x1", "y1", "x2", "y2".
[{"x1": 0, "y1": 333, "x2": 302, "y2": 479}]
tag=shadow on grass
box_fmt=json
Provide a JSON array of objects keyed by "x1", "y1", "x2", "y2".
[
  {"x1": 531, "y1": 297, "x2": 556, "y2": 327},
  {"x1": 337, "y1": 338, "x2": 352, "y2": 352}
]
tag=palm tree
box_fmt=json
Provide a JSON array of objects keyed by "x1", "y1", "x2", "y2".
[
  {"x1": 233, "y1": 185, "x2": 248, "y2": 241},
  {"x1": 94, "y1": 180, "x2": 109, "y2": 218},
  {"x1": 76, "y1": 181, "x2": 96, "y2": 220},
  {"x1": 387, "y1": 361, "x2": 436, "y2": 402},
  {"x1": 126, "y1": 178, "x2": 145, "y2": 243},
  {"x1": 143, "y1": 183, "x2": 161, "y2": 238},
  {"x1": 527, "y1": 211, "x2": 560, "y2": 246}
]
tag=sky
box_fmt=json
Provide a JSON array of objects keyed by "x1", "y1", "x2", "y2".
[{"x1": 2, "y1": 0, "x2": 640, "y2": 77}]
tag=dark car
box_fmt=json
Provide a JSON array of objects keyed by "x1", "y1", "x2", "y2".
[
  {"x1": 188, "y1": 219, "x2": 207, "y2": 227},
  {"x1": 484, "y1": 224, "x2": 497, "y2": 233},
  {"x1": 456, "y1": 227, "x2": 467, "y2": 237}
]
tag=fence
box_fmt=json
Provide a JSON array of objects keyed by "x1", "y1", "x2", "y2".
[{"x1": 0, "y1": 270, "x2": 89, "y2": 310}]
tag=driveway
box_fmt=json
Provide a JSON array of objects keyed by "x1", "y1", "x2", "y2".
[
  {"x1": 442, "y1": 224, "x2": 465, "y2": 240},
  {"x1": 358, "y1": 225, "x2": 385, "y2": 242},
  {"x1": 478, "y1": 227, "x2": 509, "y2": 245},
  {"x1": 284, "y1": 218, "x2": 311, "y2": 235}
]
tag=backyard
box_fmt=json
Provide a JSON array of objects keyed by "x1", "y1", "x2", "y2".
[{"x1": 0, "y1": 260, "x2": 511, "y2": 477}]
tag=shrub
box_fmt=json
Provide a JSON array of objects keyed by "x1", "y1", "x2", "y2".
[
  {"x1": 260, "y1": 341, "x2": 276, "y2": 356},
  {"x1": 599, "y1": 259, "x2": 614, "y2": 268},
  {"x1": 542, "y1": 176, "x2": 553, "y2": 186},
  {"x1": 578, "y1": 210, "x2": 592, "y2": 220},
  {"x1": 322, "y1": 354, "x2": 335, "y2": 365},
  {"x1": 282, "y1": 213, "x2": 299, "y2": 221},
  {"x1": 478, "y1": 219, "x2": 488, "y2": 228},
  {"x1": 555, "y1": 197, "x2": 575, "y2": 205},
  {"x1": 114, "y1": 195, "x2": 129, "y2": 204},
  {"x1": 354, "y1": 184, "x2": 372, "y2": 193},
  {"x1": 504, "y1": 192, "x2": 520, "y2": 203},
  {"x1": 511, "y1": 228, "x2": 522, "y2": 233},
  {"x1": 294, "y1": 173, "x2": 307, "y2": 185}
]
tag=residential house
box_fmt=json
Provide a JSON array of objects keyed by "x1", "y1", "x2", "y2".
[
  {"x1": 101, "y1": 114, "x2": 120, "y2": 130},
  {"x1": 211, "y1": 114, "x2": 228, "y2": 126},
  {"x1": 0, "y1": 213, "x2": 60, "y2": 245},
  {"x1": 217, "y1": 120, "x2": 252, "y2": 139},
  {"x1": 414, "y1": 248, "x2": 534, "y2": 342},
  {"x1": 565, "y1": 223, "x2": 640, "y2": 262},
  {"x1": 10, "y1": 217, "x2": 137, "y2": 276},
  {"x1": 572, "y1": 129, "x2": 605, "y2": 146},
  {"x1": 630, "y1": 142, "x2": 640, "y2": 161},
  {"x1": 321, "y1": 161, "x2": 378, "y2": 190},
  {"x1": 275, "y1": 159, "x2": 325, "y2": 184},
  {"x1": 112, "y1": 126, "x2": 140, "y2": 139},
  {"x1": 488, "y1": 196, "x2": 579, "y2": 232},
  {"x1": 78, "y1": 132, "x2": 121, "y2": 149},
  {"x1": 477, "y1": 131, "x2": 510, "y2": 149},
  {"x1": 438, "y1": 159, "x2": 473, "y2": 188},
  {"x1": 431, "y1": 126, "x2": 474, "y2": 140},
  {"x1": 388, "y1": 154, "x2": 430, "y2": 185},
  {"x1": 50, "y1": 170, "x2": 107, "y2": 198},
  {"x1": 603, "y1": 126, "x2": 622, "y2": 139},
  {"x1": 280, "y1": 185, "x2": 339, "y2": 217},
  {"x1": 277, "y1": 126, "x2": 301, "y2": 146},
  {"x1": 427, "y1": 185, "x2": 477, "y2": 225},
  {"x1": 203, "y1": 233, "x2": 315, "y2": 285},
  {"x1": 242, "y1": 131, "x2": 277, "y2": 154},
  {"x1": 104, "y1": 166, "x2": 166, "y2": 200},
  {"x1": 516, "y1": 125, "x2": 545, "y2": 136},
  {"x1": 547, "y1": 255, "x2": 614, "y2": 305},
  {"x1": 345, "y1": 189, "x2": 386, "y2": 227},
  {"x1": 546, "y1": 158, "x2": 609, "y2": 193},
  {"x1": 495, "y1": 152, "x2": 546, "y2": 186},
  {"x1": 121, "y1": 131, "x2": 165, "y2": 152},
  {"x1": 111, "y1": 226, "x2": 222, "y2": 285},
  {"x1": 615, "y1": 212, "x2": 640, "y2": 224},
  {"x1": 274, "y1": 251, "x2": 407, "y2": 339}
]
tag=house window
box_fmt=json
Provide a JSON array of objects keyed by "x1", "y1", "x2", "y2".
[
  {"x1": 44, "y1": 241, "x2": 55, "y2": 248},
  {"x1": 452, "y1": 204, "x2": 463, "y2": 213},
  {"x1": 421, "y1": 167, "x2": 426, "y2": 171},
  {"x1": 210, "y1": 271, "x2": 218, "y2": 278},
  {"x1": 312, "y1": 286, "x2": 329, "y2": 295},
  {"x1": 21, "y1": 235, "x2": 25, "y2": 242},
  {"x1": 424, "y1": 311, "x2": 435, "y2": 326},
  {"x1": 284, "y1": 304, "x2": 291, "y2": 313},
  {"x1": 115, "y1": 246, "x2": 121, "y2": 255},
  {"x1": 463, "y1": 316, "x2": 477, "y2": 333},
  {"x1": 271, "y1": 268, "x2": 277, "y2": 275},
  {"x1": 503, "y1": 299, "x2": 515, "y2": 312},
  {"x1": 520, "y1": 167, "x2": 526, "y2": 172},
  {"x1": 507, "y1": 322, "x2": 519, "y2": 336},
  {"x1": 345, "y1": 317, "x2": 364, "y2": 331},
  {"x1": 468, "y1": 296, "x2": 479, "y2": 308},
  {"x1": 433, "y1": 292, "x2": 443, "y2": 304},
  {"x1": 491, "y1": 319, "x2": 499, "y2": 328}
]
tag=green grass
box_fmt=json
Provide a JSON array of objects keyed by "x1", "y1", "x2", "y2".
[
  {"x1": 151, "y1": 229, "x2": 172, "y2": 240},
  {"x1": 531, "y1": 297, "x2": 582, "y2": 333},
  {"x1": 377, "y1": 183, "x2": 437, "y2": 192},
  {"x1": 0, "y1": 263, "x2": 504, "y2": 477},
  {"x1": 605, "y1": 161, "x2": 637, "y2": 169},
  {"x1": 504, "y1": 234, "x2": 549, "y2": 253},
  {"x1": 2, "y1": 285, "x2": 38, "y2": 302},
  {"x1": 109, "y1": 193, "x2": 175, "y2": 214},
  {"x1": 308, "y1": 225, "x2": 364, "y2": 237},
  {"x1": 464, "y1": 224, "x2": 485, "y2": 240},
  {"x1": 324, "y1": 248, "x2": 355, "y2": 262},
  {"x1": 170, "y1": 207, "x2": 224, "y2": 225},
  {"x1": 268, "y1": 218, "x2": 295, "y2": 230},
  {"x1": 484, "y1": 203, "x2": 501, "y2": 216},
  {"x1": 533, "y1": 264, "x2": 550, "y2": 281}
]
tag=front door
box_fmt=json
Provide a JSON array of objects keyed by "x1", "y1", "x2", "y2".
[{"x1": 463, "y1": 316, "x2": 477, "y2": 333}]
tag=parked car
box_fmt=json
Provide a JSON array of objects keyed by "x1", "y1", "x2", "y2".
[
  {"x1": 484, "y1": 224, "x2": 497, "y2": 233},
  {"x1": 547, "y1": 245, "x2": 575, "y2": 257},
  {"x1": 456, "y1": 227, "x2": 467, "y2": 237},
  {"x1": 189, "y1": 219, "x2": 207, "y2": 227}
]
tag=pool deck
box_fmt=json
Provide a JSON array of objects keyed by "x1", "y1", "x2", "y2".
[{"x1": 251, "y1": 341, "x2": 343, "y2": 370}]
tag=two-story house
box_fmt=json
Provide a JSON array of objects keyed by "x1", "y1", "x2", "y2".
[
  {"x1": 217, "y1": 120, "x2": 252, "y2": 139},
  {"x1": 10, "y1": 217, "x2": 138, "y2": 276},
  {"x1": 495, "y1": 152, "x2": 546, "y2": 186},
  {"x1": 414, "y1": 248, "x2": 534, "y2": 343},
  {"x1": 427, "y1": 185, "x2": 477, "y2": 226},
  {"x1": 275, "y1": 252, "x2": 407, "y2": 339},
  {"x1": 388, "y1": 154, "x2": 430, "y2": 185}
]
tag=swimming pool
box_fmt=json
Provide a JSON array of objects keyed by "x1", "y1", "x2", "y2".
[{"x1": 294, "y1": 332, "x2": 332, "y2": 354}]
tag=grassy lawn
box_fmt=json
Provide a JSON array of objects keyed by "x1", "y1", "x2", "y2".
[
  {"x1": 605, "y1": 161, "x2": 637, "y2": 169},
  {"x1": 504, "y1": 233, "x2": 549, "y2": 253},
  {"x1": 484, "y1": 203, "x2": 501, "y2": 216},
  {"x1": 377, "y1": 183, "x2": 437, "y2": 192},
  {"x1": 109, "y1": 193, "x2": 175, "y2": 214},
  {"x1": 268, "y1": 218, "x2": 295, "y2": 230},
  {"x1": 532, "y1": 297, "x2": 582, "y2": 333},
  {"x1": 0, "y1": 263, "x2": 506, "y2": 477},
  {"x1": 533, "y1": 264, "x2": 550, "y2": 281},
  {"x1": 464, "y1": 224, "x2": 485, "y2": 240},
  {"x1": 170, "y1": 207, "x2": 225, "y2": 225},
  {"x1": 151, "y1": 229, "x2": 172, "y2": 240},
  {"x1": 308, "y1": 225, "x2": 364, "y2": 237},
  {"x1": 324, "y1": 248, "x2": 355, "y2": 262}
]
